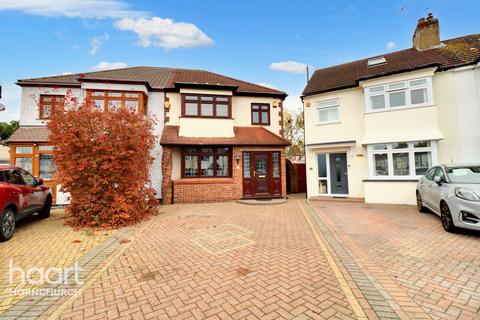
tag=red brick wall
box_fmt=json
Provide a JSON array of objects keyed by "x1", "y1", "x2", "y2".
[{"x1": 163, "y1": 146, "x2": 287, "y2": 204}]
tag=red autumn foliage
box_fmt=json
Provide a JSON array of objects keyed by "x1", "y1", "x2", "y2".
[{"x1": 47, "y1": 93, "x2": 158, "y2": 228}]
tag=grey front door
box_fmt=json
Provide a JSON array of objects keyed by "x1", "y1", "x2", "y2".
[{"x1": 329, "y1": 153, "x2": 349, "y2": 195}]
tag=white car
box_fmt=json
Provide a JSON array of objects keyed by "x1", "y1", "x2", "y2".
[{"x1": 416, "y1": 164, "x2": 480, "y2": 233}]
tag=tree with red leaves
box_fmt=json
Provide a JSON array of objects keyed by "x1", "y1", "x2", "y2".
[{"x1": 47, "y1": 91, "x2": 158, "y2": 228}]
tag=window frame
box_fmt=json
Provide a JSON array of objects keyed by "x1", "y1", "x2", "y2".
[
  {"x1": 364, "y1": 77, "x2": 433, "y2": 113},
  {"x1": 181, "y1": 94, "x2": 232, "y2": 119},
  {"x1": 86, "y1": 90, "x2": 146, "y2": 114},
  {"x1": 181, "y1": 146, "x2": 232, "y2": 178},
  {"x1": 251, "y1": 103, "x2": 271, "y2": 125},
  {"x1": 39, "y1": 95, "x2": 65, "y2": 120},
  {"x1": 10, "y1": 143, "x2": 55, "y2": 180},
  {"x1": 367, "y1": 141, "x2": 437, "y2": 179},
  {"x1": 315, "y1": 99, "x2": 340, "y2": 124}
]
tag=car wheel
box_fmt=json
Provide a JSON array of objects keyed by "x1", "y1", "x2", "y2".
[
  {"x1": 38, "y1": 196, "x2": 52, "y2": 219},
  {"x1": 416, "y1": 192, "x2": 428, "y2": 213},
  {"x1": 0, "y1": 208, "x2": 16, "y2": 242},
  {"x1": 440, "y1": 202, "x2": 456, "y2": 233}
]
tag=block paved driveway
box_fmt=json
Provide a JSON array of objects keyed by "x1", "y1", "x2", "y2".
[{"x1": 1, "y1": 197, "x2": 479, "y2": 319}]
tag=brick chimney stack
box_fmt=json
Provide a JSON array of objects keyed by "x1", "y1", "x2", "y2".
[{"x1": 413, "y1": 13, "x2": 441, "y2": 50}]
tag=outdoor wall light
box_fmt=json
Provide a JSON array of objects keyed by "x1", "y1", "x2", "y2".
[
  {"x1": 235, "y1": 153, "x2": 241, "y2": 164},
  {"x1": 272, "y1": 101, "x2": 279, "y2": 108},
  {"x1": 305, "y1": 102, "x2": 311, "y2": 108},
  {"x1": 163, "y1": 97, "x2": 171, "y2": 110}
]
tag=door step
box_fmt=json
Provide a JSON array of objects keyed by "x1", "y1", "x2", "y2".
[{"x1": 237, "y1": 198, "x2": 287, "y2": 206}]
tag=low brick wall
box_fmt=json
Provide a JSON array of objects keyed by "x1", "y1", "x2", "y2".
[{"x1": 173, "y1": 178, "x2": 240, "y2": 203}]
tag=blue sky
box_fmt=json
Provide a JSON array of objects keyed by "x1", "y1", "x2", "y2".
[{"x1": 0, "y1": 0, "x2": 478, "y2": 121}]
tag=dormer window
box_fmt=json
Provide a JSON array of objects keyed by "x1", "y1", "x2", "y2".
[
  {"x1": 182, "y1": 94, "x2": 231, "y2": 118},
  {"x1": 367, "y1": 56, "x2": 387, "y2": 67}
]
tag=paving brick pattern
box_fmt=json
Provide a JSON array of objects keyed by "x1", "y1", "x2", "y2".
[
  {"x1": 55, "y1": 200, "x2": 357, "y2": 319},
  {"x1": 0, "y1": 209, "x2": 116, "y2": 312},
  {"x1": 310, "y1": 200, "x2": 480, "y2": 320}
]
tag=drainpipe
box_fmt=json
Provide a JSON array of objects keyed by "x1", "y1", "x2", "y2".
[{"x1": 301, "y1": 95, "x2": 307, "y2": 199}]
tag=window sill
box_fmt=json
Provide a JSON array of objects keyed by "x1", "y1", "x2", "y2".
[
  {"x1": 174, "y1": 178, "x2": 234, "y2": 185},
  {"x1": 316, "y1": 121, "x2": 341, "y2": 126},
  {"x1": 180, "y1": 116, "x2": 233, "y2": 120},
  {"x1": 365, "y1": 103, "x2": 435, "y2": 115},
  {"x1": 363, "y1": 178, "x2": 419, "y2": 182}
]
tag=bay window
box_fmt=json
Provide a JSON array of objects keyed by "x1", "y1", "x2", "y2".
[
  {"x1": 365, "y1": 77, "x2": 432, "y2": 112},
  {"x1": 316, "y1": 99, "x2": 339, "y2": 124},
  {"x1": 368, "y1": 141, "x2": 435, "y2": 179},
  {"x1": 182, "y1": 94, "x2": 231, "y2": 118},
  {"x1": 182, "y1": 147, "x2": 231, "y2": 178},
  {"x1": 86, "y1": 90, "x2": 146, "y2": 114}
]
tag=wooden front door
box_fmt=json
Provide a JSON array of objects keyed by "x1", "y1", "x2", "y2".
[{"x1": 242, "y1": 151, "x2": 282, "y2": 198}]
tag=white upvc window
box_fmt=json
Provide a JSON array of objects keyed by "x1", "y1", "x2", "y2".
[
  {"x1": 365, "y1": 77, "x2": 433, "y2": 112},
  {"x1": 367, "y1": 141, "x2": 437, "y2": 179},
  {"x1": 316, "y1": 99, "x2": 339, "y2": 124}
]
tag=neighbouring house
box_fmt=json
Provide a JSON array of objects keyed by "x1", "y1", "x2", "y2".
[
  {"x1": 8, "y1": 67, "x2": 289, "y2": 204},
  {"x1": 302, "y1": 14, "x2": 480, "y2": 205}
]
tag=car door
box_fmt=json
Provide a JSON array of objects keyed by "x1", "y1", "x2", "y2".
[
  {"x1": 421, "y1": 167, "x2": 437, "y2": 208},
  {"x1": 429, "y1": 167, "x2": 447, "y2": 213},
  {"x1": 17, "y1": 169, "x2": 44, "y2": 209},
  {"x1": 10, "y1": 170, "x2": 34, "y2": 214}
]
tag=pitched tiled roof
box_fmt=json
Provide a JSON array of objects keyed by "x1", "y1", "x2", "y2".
[
  {"x1": 17, "y1": 66, "x2": 286, "y2": 97},
  {"x1": 303, "y1": 34, "x2": 480, "y2": 96},
  {"x1": 160, "y1": 126, "x2": 290, "y2": 146},
  {"x1": 7, "y1": 127, "x2": 49, "y2": 143}
]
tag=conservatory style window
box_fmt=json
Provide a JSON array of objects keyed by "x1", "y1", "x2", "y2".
[
  {"x1": 368, "y1": 141, "x2": 435, "y2": 179},
  {"x1": 365, "y1": 77, "x2": 432, "y2": 112}
]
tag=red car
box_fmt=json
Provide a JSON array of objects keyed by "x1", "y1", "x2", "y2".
[{"x1": 0, "y1": 166, "x2": 52, "y2": 241}]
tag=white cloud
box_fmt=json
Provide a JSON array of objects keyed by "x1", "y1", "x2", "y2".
[
  {"x1": 386, "y1": 41, "x2": 397, "y2": 50},
  {"x1": 0, "y1": 0, "x2": 146, "y2": 19},
  {"x1": 257, "y1": 82, "x2": 278, "y2": 90},
  {"x1": 114, "y1": 17, "x2": 214, "y2": 49},
  {"x1": 89, "y1": 33, "x2": 109, "y2": 55},
  {"x1": 91, "y1": 61, "x2": 128, "y2": 71},
  {"x1": 269, "y1": 60, "x2": 310, "y2": 74}
]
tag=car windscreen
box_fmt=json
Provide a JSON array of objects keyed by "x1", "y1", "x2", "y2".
[{"x1": 446, "y1": 166, "x2": 480, "y2": 184}]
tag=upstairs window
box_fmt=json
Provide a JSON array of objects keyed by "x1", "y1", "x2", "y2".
[
  {"x1": 86, "y1": 90, "x2": 146, "y2": 114},
  {"x1": 316, "y1": 99, "x2": 339, "y2": 124},
  {"x1": 39, "y1": 95, "x2": 64, "y2": 119},
  {"x1": 251, "y1": 103, "x2": 270, "y2": 125},
  {"x1": 365, "y1": 77, "x2": 432, "y2": 112},
  {"x1": 182, "y1": 94, "x2": 231, "y2": 118}
]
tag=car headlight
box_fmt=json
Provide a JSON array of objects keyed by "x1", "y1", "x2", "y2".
[{"x1": 455, "y1": 187, "x2": 480, "y2": 202}]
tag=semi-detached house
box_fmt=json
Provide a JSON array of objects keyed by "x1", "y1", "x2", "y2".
[
  {"x1": 8, "y1": 67, "x2": 289, "y2": 204},
  {"x1": 302, "y1": 15, "x2": 480, "y2": 205}
]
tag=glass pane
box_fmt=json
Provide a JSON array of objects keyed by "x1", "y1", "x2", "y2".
[
  {"x1": 18, "y1": 170, "x2": 36, "y2": 186},
  {"x1": 55, "y1": 96, "x2": 64, "y2": 102},
  {"x1": 200, "y1": 155, "x2": 214, "y2": 176},
  {"x1": 216, "y1": 104, "x2": 229, "y2": 117},
  {"x1": 387, "y1": 82, "x2": 406, "y2": 90},
  {"x1": 216, "y1": 97, "x2": 229, "y2": 102},
  {"x1": 201, "y1": 148, "x2": 214, "y2": 154},
  {"x1": 184, "y1": 147, "x2": 198, "y2": 154},
  {"x1": 39, "y1": 145, "x2": 54, "y2": 151},
  {"x1": 414, "y1": 141, "x2": 431, "y2": 148},
  {"x1": 40, "y1": 154, "x2": 55, "y2": 179},
  {"x1": 91, "y1": 91, "x2": 105, "y2": 97},
  {"x1": 108, "y1": 99, "x2": 122, "y2": 111},
  {"x1": 371, "y1": 95, "x2": 385, "y2": 110},
  {"x1": 373, "y1": 154, "x2": 388, "y2": 176},
  {"x1": 368, "y1": 86, "x2": 384, "y2": 93},
  {"x1": 15, "y1": 146, "x2": 33, "y2": 154},
  {"x1": 411, "y1": 88, "x2": 428, "y2": 105},
  {"x1": 317, "y1": 99, "x2": 338, "y2": 108},
  {"x1": 125, "y1": 92, "x2": 139, "y2": 98},
  {"x1": 92, "y1": 99, "x2": 105, "y2": 111},
  {"x1": 261, "y1": 111, "x2": 269, "y2": 124},
  {"x1": 42, "y1": 105, "x2": 52, "y2": 118},
  {"x1": 261, "y1": 105, "x2": 269, "y2": 110},
  {"x1": 252, "y1": 105, "x2": 260, "y2": 110},
  {"x1": 185, "y1": 102, "x2": 198, "y2": 116},
  {"x1": 393, "y1": 153, "x2": 409, "y2": 176},
  {"x1": 372, "y1": 144, "x2": 387, "y2": 151},
  {"x1": 392, "y1": 142, "x2": 408, "y2": 149},
  {"x1": 185, "y1": 95, "x2": 198, "y2": 100},
  {"x1": 201, "y1": 103, "x2": 214, "y2": 116},
  {"x1": 243, "y1": 153, "x2": 250, "y2": 178},
  {"x1": 108, "y1": 92, "x2": 122, "y2": 97},
  {"x1": 43, "y1": 96, "x2": 52, "y2": 102},
  {"x1": 216, "y1": 155, "x2": 229, "y2": 176},
  {"x1": 319, "y1": 107, "x2": 338, "y2": 122},
  {"x1": 15, "y1": 158, "x2": 32, "y2": 173},
  {"x1": 216, "y1": 147, "x2": 229, "y2": 154},
  {"x1": 318, "y1": 180, "x2": 328, "y2": 194},
  {"x1": 410, "y1": 79, "x2": 427, "y2": 87},
  {"x1": 184, "y1": 155, "x2": 198, "y2": 176},
  {"x1": 273, "y1": 152, "x2": 280, "y2": 178},
  {"x1": 256, "y1": 158, "x2": 267, "y2": 174},
  {"x1": 389, "y1": 91, "x2": 406, "y2": 107},
  {"x1": 317, "y1": 154, "x2": 327, "y2": 178},
  {"x1": 201, "y1": 96, "x2": 213, "y2": 101},
  {"x1": 252, "y1": 112, "x2": 259, "y2": 123},
  {"x1": 415, "y1": 152, "x2": 432, "y2": 175},
  {"x1": 125, "y1": 100, "x2": 139, "y2": 112}
]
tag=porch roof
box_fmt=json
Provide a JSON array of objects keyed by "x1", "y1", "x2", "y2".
[
  {"x1": 160, "y1": 126, "x2": 290, "y2": 146},
  {"x1": 6, "y1": 126, "x2": 49, "y2": 143}
]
